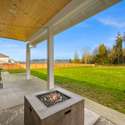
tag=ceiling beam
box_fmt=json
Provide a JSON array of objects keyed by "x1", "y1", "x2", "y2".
[
  {"x1": 28, "y1": 0, "x2": 120, "y2": 45},
  {"x1": 28, "y1": 0, "x2": 84, "y2": 43}
]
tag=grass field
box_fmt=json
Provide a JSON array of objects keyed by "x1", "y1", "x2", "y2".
[{"x1": 9, "y1": 66, "x2": 125, "y2": 114}]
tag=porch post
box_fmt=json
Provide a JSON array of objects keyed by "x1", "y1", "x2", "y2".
[
  {"x1": 26, "y1": 43, "x2": 31, "y2": 80},
  {"x1": 47, "y1": 26, "x2": 54, "y2": 89}
]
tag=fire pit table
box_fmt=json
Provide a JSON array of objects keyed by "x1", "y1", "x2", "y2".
[{"x1": 24, "y1": 88, "x2": 84, "y2": 125}]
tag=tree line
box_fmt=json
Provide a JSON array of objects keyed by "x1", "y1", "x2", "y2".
[{"x1": 71, "y1": 33, "x2": 125, "y2": 64}]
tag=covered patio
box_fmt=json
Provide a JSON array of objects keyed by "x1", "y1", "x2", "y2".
[
  {"x1": 0, "y1": 0, "x2": 120, "y2": 89},
  {"x1": 0, "y1": 0, "x2": 123, "y2": 125}
]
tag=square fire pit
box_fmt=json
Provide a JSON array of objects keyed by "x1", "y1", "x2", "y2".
[{"x1": 24, "y1": 88, "x2": 84, "y2": 125}]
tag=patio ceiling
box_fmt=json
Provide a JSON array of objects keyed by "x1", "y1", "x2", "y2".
[
  {"x1": 0, "y1": 0, "x2": 120, "y2": 43},
  {"x1": 0, "y1": 0, "x2": 71, "y2": 41}
]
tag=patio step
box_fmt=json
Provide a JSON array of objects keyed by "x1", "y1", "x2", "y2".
[{"x1": 85, "y1": 108, "x2": 100, "y2": 125}]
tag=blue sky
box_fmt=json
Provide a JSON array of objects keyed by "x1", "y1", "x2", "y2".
[{"x1": 0, "y1": 1, "x2": 125, "y2": 61}]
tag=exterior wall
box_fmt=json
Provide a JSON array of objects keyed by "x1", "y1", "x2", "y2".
[{"x1": 0, "y1": 57, "x2": 9, "y2": 64}]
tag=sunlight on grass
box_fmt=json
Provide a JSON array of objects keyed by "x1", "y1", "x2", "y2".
[{"x1": 8, "y1": 66, "x2": 125, "y2": 114}]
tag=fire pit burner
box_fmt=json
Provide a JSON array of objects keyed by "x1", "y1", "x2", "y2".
[{"x1": 37, "y1": 90, "x2": 70, "y2": 107}]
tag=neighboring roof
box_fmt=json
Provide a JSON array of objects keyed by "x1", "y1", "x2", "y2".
[
  {"x1": 0, "y1": 0, "x2": 71, "y2": 41},
  {"x1": 0, "y1": 0, "x2": 120, "y2": 43},
  {"x1": 0, "y1": 53, "x2": 9, "y2": 58}
]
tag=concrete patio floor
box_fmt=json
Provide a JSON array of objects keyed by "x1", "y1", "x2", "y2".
[{"x1": 0, "y1": 72, "x2": 124, "y2": 125}]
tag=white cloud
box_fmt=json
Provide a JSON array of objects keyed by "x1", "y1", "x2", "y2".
[{"x1": 97, "y1": 17, "x2": 125, "y2": 28}]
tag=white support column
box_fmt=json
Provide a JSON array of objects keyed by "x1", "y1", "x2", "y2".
[
  {"x1": 47, "y1": 27, "x2": 54, "y2": 90},
  {"x1": 26, "y1": 43, "x2": 31, "y2": 80}
]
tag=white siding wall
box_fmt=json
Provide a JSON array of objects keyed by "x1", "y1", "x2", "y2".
[{"x1": 0, "y1": 57, "x2": 9, "y2": 64}]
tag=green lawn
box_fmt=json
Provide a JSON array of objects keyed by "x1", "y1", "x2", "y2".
[{"x1": 8, "y1": 66, "x2": 125, "y2": 114}]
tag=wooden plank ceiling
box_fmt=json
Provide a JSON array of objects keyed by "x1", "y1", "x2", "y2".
[{"x1": 0, "y1": 0, "x2": 71, "y2": 41}]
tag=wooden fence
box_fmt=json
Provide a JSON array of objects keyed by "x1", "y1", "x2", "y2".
[{"x1": 0, "y1": 63, "x2": 95, "y2": 70}]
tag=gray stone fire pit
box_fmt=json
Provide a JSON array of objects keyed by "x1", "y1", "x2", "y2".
[{"x1": 24, "y1": 87, "x2": 84, "y2": 125}]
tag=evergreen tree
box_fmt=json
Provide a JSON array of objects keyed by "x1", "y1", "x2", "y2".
[
  {"x1": 115, "y1": 33, "x2": 123, "y2": 64},
  {"x1": 98, "y1": 44, "x2": 107, "y2": 57},
  {"x1": 108, "y1": 46, "x2": 117, "y2": 64},
  {"x1": 96, "y1": 44, "x2": 108, "y2": 64},
  {"x1": 73, "y1": 51, "x2": 80, "y2": 63}
]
